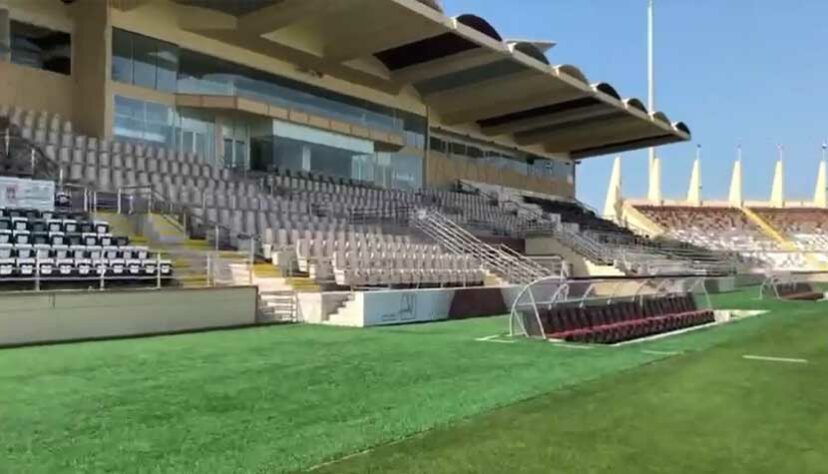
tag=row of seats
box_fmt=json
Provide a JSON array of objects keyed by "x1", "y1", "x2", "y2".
[
  {"x1": 0, "y1": 244, "x2": 171, "y2": 278},
  {"x1": 0, "y1": 200, "x2": 174, "y2": 284},
  {"x1": 542, "y1": 295, "x2": 715, "y2": 344},
  {"x1": 261, "y1": 165, "x2": 384, "y2": 190},
  {"x1": 332, "y1": 250, "x2": 485, "y2": 287},
  {"x1": 460, "y1": 180, "x2": 743, "y2": 275},
  {"x1": 633, "y1": 205, "x2": 824, "y2": 271},
  {"x1": 526, "y1": 194, "x2": 630, "y2": 236},
  {"x1": 0, "y1": 231, "x2": 127, "y2": 248},
  {"x1": 636, "y1": 205, "x2": 777, "y2": 252},
  {"x1": 756, "y1": 208, "x2": 828, "y2": 252},
  {"x1": 776, "y1": 282, "x2": 822, "y2": 301},
  {"x1": 280, "y1": 229, "x2": 485, "y2": 287},
  {"x1": 1, "y1": 105, "x2": 73, "y2": 134},
  {"x1": 0, "y1": 217, "x2": 109, "y2": 234}
]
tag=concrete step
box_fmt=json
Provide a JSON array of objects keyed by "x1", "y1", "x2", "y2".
[{"x1": 143, "y1": 213, "x2": 187, "y2": 244}]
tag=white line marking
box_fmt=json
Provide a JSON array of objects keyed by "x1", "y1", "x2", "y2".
[
  {"x1": 641, "y1": 349, "x2": 682, "y2": 356},
  {"x1": 551, "y1": 342, "x2": 593, "y2": 350},
  {"x1": 475, "y1": 334, "x2": 516, "y2": 344},
  {"x1": 742, "y1": 355, "x2": 809, "y2": 364}
]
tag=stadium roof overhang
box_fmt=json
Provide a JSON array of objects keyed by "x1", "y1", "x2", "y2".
[{"x1": 155, "y1": 0, "x2": 691, "y2": 159}]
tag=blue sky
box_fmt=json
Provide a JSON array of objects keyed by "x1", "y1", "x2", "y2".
[{"x1": 442, "y1": 0, "x2": 828, "y2": 209}]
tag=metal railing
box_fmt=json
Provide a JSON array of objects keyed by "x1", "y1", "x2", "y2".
[
  {"x1": 410, "y1": 208, "x2": 556, "y2": 285},
  {"x1": 1, "y1": 128, "x2": 62, "y2": 182}
]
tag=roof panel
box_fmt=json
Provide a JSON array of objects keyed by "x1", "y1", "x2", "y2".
[
  {"x1": 173, "y1": 0, "x2": 691, "y2": 157},
  {"x1": 375, "y1": 32, "x2": 479, "y2": 70},
  {"x1": 414, "y1": 59, "x2": 526, "y2": 95}
]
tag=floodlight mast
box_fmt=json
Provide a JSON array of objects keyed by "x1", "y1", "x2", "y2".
[{"x1": 647, "y1": 0, "x2": 655, "y2": 169}]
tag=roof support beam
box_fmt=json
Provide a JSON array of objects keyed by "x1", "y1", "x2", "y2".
[
  {"x1": 541, "y1": 124, "x2": 663, "y2": 152},
  {"x1": 110, "y1": 0, "x2": 151, "y2": 11},
  {"x1": 481, "y1": 103, "x2": 616, "y2": 136},
  {"x1": 200, "y1": 30, "x2": 399, "y2": 95},
  {"x1": 237, "y1": 0, "x2": 354, "y2": 35},
  {"x1": 515, "y1": 114, "x2": 638, "y2": 146},
  {"x1": 426, "y1": 71, "x2": 564, "y2": 120},
  {"x1": 440, "y1": 87, "x2": 586, "y2": 126},
  {"x1": 571, "y1": 135, "x2": 681, "y2": 159},
  {"x1": 324, "y1": 20, "x2": 443, "y2": 63},
  {"x1": 177, "y1": 6, "x2": 237, "y2": 31},
  {"x1": 392, "y1": 48, "x2": 502, "y2": 84}
]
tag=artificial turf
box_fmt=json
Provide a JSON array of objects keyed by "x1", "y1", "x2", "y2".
[
  {"x1": 0, "y1": 288, "x2": 823, "y2": 473},
  {"x1": 318, "y1": 292, "x2": 828, "y2": 474}
]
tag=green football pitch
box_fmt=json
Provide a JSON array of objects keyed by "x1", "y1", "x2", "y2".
[{"x1": 1, "y1": 288, "x2": 826, "y2": 473}]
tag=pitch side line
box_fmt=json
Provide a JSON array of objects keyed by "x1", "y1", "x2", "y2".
[
  {"x1": 641, "y1": 349, "x2": 682, "y2": 356},
  {"x1": 475, "y1": 334, "x2": 516, "y2": 344},
  {"x1": 742, "y1": 355, "x2": 809, "y2": 364}
]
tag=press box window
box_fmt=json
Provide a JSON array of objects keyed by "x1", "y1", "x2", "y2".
[
  {"x1": 9, "y1": 20, "x2": 71, "y2": 75},
  {"x1": 112, "y1": 28, "x2": 178, "y2": 93}
]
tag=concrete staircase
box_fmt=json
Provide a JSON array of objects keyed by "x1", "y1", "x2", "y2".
[
  {"x1": 163, "y1": 239, "x2": 218, "y2": 288},
  {"x1": 139, "y1": 213, "x2": 187, "y2": 244},
  {"x1": 259, "y1": 291, "x2": 298, "y2": 323},
  {"x1": 326, "y1": 293, "x2": 361, "y2": 327},
  {"x1": 483, "y1": 271, "x2": 508, "y2": 287},
  {"x1": 94, "y1": 211, "x2": 147, "y2": 245},
  {"x1": 224, "y1": 262, "x2": 324, "y2": 322}
]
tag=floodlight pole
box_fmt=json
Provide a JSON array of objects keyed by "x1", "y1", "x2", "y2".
[{"x1": 647, "y1": 0, "x2": 656, "y2": 169}]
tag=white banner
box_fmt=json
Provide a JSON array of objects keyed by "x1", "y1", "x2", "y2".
[{"x1": 0, "y1": 177, "x2": 54, "y2": 211}]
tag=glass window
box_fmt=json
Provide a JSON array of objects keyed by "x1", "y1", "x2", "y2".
[
  {"x1": 112, "y1": 28, "x2": 133, "y2": 84},
  {"x1": 450, "y1": 142, "x2": 466, "y2": 157},
  {"x1": 112, "y1": 29, "x2": 179, "y2": 93},
  {"x1": 177, "y1": 48, "x2": 411, "y2": 134},
  {"x1": 132, "y1": 33, "x2": 157, "y2": 89},
  {"x1": 9, "y1": 21, "x2": 71, "y2": 75},
  {"x1": 387, "y1": 153, "x2": 423, "y2": 190},
  {"x1": 467, "y1": 146, "x2": 483, "y2": 159},
  {"x1": 155, "y1": 41, "x2": 179, "y2": 92},
  {"x1": 429, "y1": 136, "x2": 446, "y2": 153},
  {"x1": 113, "y1": 95, "x2": 174, "y2": 147}
]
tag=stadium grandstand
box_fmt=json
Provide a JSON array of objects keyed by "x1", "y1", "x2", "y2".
[
  {"x1": 1, "y1": 1, "x2": 827, "y2": 473},
  {"x1": 607, "y1": 150, "x2": 828, "y2": 272}
]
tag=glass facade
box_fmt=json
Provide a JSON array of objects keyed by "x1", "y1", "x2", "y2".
[
  {"x1": 248, "y1": 120, "x2": 423, "y2": 190},
  {"x1": 114, "y1": 95, "x2": 425, "y2": 189},
  {"x1": 113, "y1": 96, "x2": 175, "y2": 146},
  {"x1": 177, "y1": 108, "x2": 216, "y2": 164},
  {"x1": 110, "y1": 29, "x2": 428, "y2": 190},
  {"x1": 112, "y1": 29, "x2": 179, "y2": 92},
  {"x1": 111, "y1": 29, "x2": 427, "y2": 144}
]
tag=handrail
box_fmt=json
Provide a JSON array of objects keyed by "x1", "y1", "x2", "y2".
[
  {"x1": 411, "y1": 208, "x2": 557, "y2": 284},
  {"x1": 113, "y1": 185, "x2": 263, "y2": 257},
  {"x1": 1, "y1": 127, "x2": 63, "y2": 182}
]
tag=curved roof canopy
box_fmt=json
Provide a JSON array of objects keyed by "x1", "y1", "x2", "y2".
[{"x1": 163, "y1": 0, "x2": 690, "y2": 158}]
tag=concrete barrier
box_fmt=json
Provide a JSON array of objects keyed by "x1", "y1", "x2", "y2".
[{"x1": 0, "y1": 286, "x2": 258, "y2": 347}]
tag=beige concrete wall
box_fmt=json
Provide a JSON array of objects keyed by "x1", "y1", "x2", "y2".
[
  {"x1": 0, "y1": 286, "x2": 258, "y2": 347},
  {"x1": 0, "y1": 61, "x2": 74, "y2": 118},
  {"x1": 71, "y1": 0, "x2": 112, "y2": 139},
  {"x1": 426, "y1": 151, "x2": 573, "y2": 197},
  {"x1": 4, "y1": 0, "x2": 74, "y2": 33},
  {"x1": 526, "y1": 236, "x2": 623, "y2": 278}
]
